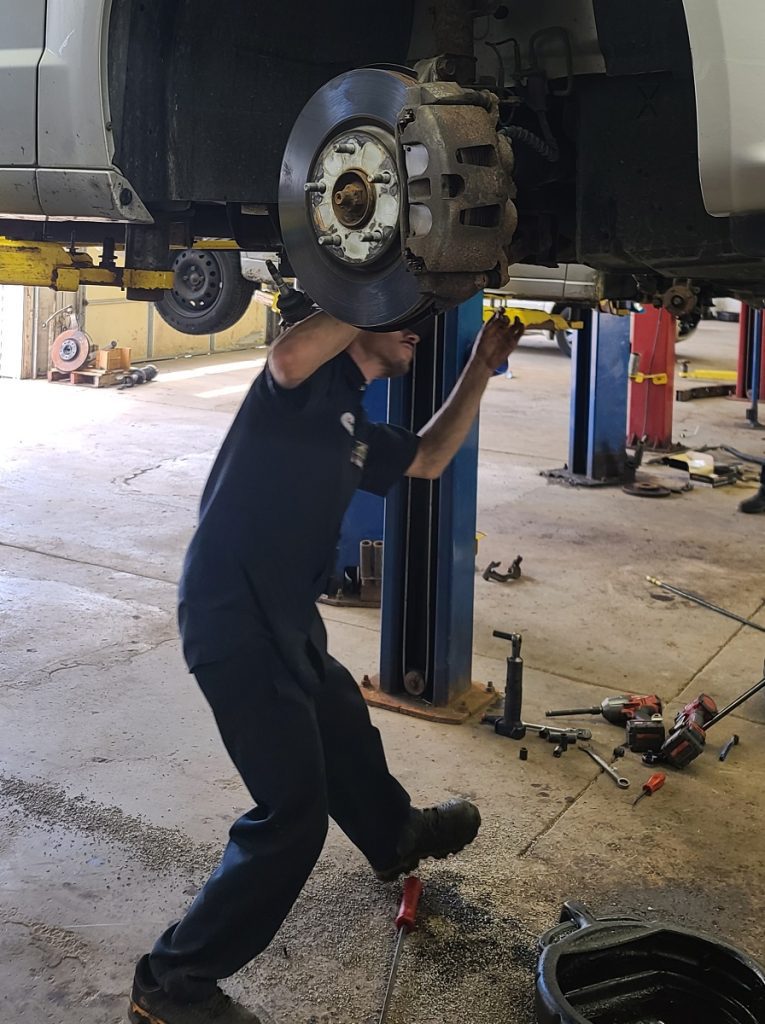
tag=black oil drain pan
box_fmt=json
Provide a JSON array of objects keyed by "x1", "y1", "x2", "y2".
[{"x1": 536, "y1": 901, "x2": 765, "y2": 1024}]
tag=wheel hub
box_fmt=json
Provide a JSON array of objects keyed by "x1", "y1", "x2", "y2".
[
  {"x1": 279, "y1": 67, "x2": 516, "y2": 330},
  {"x1": 306, "y1": 128, "x2": 400, "y2": 266},
  {"x1": 59, "y1": 338, "x2": 79, "y2": 361},
  {"x1": 50, "y1": 329, "x2": 92, "y2": 372},
  {"x1": 171, "y1": 251, "x2": 221, "y2": 309}
]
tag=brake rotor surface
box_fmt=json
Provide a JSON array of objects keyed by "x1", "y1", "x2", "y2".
[
  {"x1": 51, "y1": 329, "x2": 93, "y2": 372},
  {"x1": 279, "y1": 68, "x2": 430, "y2": 330},
  {"x1": 623, "y1": 481, "x2": 672, "y2": 498}
]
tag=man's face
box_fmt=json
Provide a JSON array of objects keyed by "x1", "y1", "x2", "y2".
[{"x1": 357, "y1": 328, "x2": 421, "y2": 378}]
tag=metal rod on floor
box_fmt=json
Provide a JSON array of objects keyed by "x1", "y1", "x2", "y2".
[
  {"x1": 646, "y1": 576, "x2": 765, "y2": 634},
  {"x1": 704, "y1": 676, "x2": 765, "y2": 731}
]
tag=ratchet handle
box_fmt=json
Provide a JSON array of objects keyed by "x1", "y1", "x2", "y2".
[{"x1": 395, "y1": 876, "x2": 423, "y2": 932}]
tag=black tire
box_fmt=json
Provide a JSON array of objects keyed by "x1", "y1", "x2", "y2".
[
  {"x1": 155, "y1": 250, "x2": 255, "y2": 335},
  {"x1": 551, "y1": 303, "x2": 577, "y2": 357},
  {"x1": 677, "y1": 310, "x2": 701, "y2": 340}
]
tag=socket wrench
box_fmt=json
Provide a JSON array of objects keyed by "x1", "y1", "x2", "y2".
[{"x1": 580, "y1": 745, "x2": 630, "y2": 789}]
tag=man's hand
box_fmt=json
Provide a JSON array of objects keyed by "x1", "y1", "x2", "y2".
[
  {"x1": 471, "y1": 311, "x2": 525, "y2": 373},
  {"x1": 405, "y1": 311, "x2": 524, "y2": 481}
]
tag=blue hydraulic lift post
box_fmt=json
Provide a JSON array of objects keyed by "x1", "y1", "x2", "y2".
[
  {"x1": 568, "y1": 308, "x2": 632, "y2": 481},
  {"x1": 329, "y1": 378, "x2": 388, "y2": 592},
  {"x1": 379, "y1": 293, "x2": 483, "y2": 706}
]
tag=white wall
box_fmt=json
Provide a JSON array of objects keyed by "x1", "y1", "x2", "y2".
[{"x1": 0, "y1": 286, "x2": 25, "y2": 379}]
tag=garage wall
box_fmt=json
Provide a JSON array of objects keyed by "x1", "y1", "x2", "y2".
[
  {"x1": 80, "y1": 285, "x2": 267, "y2": 362},
  {"x1": 0, "y1": 285, "x2": 24, "y2": 378}
]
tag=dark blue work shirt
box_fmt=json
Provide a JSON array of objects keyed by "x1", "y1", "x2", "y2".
[{"x1": 178, "y1": 351, "x2": 419, "y2": 682}]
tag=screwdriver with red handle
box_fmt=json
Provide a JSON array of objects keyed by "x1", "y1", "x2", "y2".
[
  {"x1": 378, "y1": 876, "x2": 423, "y2": 1024},
  {"x1": 632, "y1": 771, "x2": 666, "y2": 809}
]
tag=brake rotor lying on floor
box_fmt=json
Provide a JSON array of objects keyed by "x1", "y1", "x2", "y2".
[
  {"x1": 536, "y1": 901, "x2": 765, "y2": 1024},
  {"x1": 279, "y1": 67, "x2": 516, "y2": 329}
]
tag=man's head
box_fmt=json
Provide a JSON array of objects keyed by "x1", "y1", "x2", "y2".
[{"x1": 348, "y1": 327, "x2": 421, "y2": 380}]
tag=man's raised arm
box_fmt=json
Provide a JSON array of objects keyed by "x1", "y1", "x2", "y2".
[
  {"x1": 407, "y1": 313, "x2": 524, "y2": 480},
  {"x1": 267, "y1": 311, "x2": 361, "y2": 389}
]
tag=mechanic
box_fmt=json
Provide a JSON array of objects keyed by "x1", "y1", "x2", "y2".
[
  {"x1": 129, "y1": 306, "x2": 524, "y2": 1024},
  {"x1": 740, "y1": 464, "x2": 765, "y2": 514}
]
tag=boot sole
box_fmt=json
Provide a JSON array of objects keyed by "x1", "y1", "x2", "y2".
[
  {"x1": 374, "y1": 837, "x2": 476, "y2": 882},
  {"x1": 129, "y1": 1001, "x2": 166, "y2": 1024}
]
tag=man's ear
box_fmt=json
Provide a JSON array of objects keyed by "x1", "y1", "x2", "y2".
[{"x1": 405, "y1": 315, "x2": 436, "y2": 345}]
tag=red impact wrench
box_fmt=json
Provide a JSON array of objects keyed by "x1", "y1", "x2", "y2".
[{"x1": 378, "y1": 876, "x2": 423, "y2": 1024}]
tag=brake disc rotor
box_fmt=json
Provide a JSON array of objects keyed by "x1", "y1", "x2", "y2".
[
  {"x1": 51, "y1": 329, "x2": 93, "y2": 372},
  {"x1": 279, "y1": 68, "x2": 431, "y2": 330}
]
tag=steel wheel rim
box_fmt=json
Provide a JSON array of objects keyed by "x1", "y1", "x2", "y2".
[{"x1": 169, "y1": 251, "x2": 223, "y2": 315}]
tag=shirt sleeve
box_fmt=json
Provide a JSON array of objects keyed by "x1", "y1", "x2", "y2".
[
  {"x1": 359, "y1": 423, "x2": 420, "y2": 496},
  {"x1": 261, "y1": 358, "x2": 335, "y2": 413}
]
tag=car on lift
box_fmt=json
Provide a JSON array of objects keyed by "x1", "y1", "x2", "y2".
[
  {"x1": 492, "y1": 263, "x2": 740, "y2": 355},
  {"x1": 1, "y1": 1, "x2": 764, "y2": 336}
]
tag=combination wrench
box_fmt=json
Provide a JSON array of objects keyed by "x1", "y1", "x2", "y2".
[{"x1": 579, "y1": 745, "x2": 630, "y2": 789}]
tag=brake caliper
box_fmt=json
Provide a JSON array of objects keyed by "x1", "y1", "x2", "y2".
[{"x1": 396, "y1": 82, "x2": 517, "y2": 310}]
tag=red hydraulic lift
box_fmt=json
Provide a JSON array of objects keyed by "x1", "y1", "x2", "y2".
[{"x1": 627, "y1": 306, "x2": 677, "y2": 450}]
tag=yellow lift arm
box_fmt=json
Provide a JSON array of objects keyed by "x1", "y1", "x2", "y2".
[{"x1": 0, "y1": 237, "x2": 174, "y2": 293}]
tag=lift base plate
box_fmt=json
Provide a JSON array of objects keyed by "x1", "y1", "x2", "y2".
[{"x1": 358, "y1": 675, "x2": 495, "y2": 724}]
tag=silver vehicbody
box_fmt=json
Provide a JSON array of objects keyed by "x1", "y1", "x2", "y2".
[
  {"x1": 683, "y1": 0, "x2": 765, "y2": 216},
  {"x1": 495, "y1": 263, "x2": 598, "y2": 304},
  {"x1": 0, "y1": 0, "x2": 764, "y2": 223},
  {"x1": 0, "y1": 0, "x2": 150, "y2": 222}
]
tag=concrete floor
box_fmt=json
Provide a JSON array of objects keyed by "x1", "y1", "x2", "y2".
[{"x1": 1, "y1": 321, "x2": 764, "y2": 1023}]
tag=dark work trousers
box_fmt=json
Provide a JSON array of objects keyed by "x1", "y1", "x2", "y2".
[{"x1": 148, "y1": 621, "x2": 412, "y2": 1003}]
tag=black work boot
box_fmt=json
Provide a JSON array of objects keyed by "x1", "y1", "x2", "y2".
[
  {"x1": 129, "y1": 955, "x2": 266, "y2": 1023},
  {"x1": 739, "y1": 487, "x2": 765, "y2": 514},
  {"x1": 374, "y1": 798, "x2": 481, "y2": 882}
]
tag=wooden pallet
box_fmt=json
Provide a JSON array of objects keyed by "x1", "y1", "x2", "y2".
[{"x1": 48, "y1": 366, "x2": 123, "y2": 388}]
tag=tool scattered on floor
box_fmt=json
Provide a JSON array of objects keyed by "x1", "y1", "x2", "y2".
[
  {"x1": 538, "y1": 727, "x2": 588, "y2": 744},
  {"x1": 660, "y1": 450, "x2": 740, "y2": 486},
  {"x1": 643, "y1": 693, "x2": 717, "y2": 769},
  {"x1": 646, "y1": 673, "x2": 765, "y2": 769},
  {"x1": 482, "y1": 630, "x2": 526, "y2": 738},
  {"x1": 519, "y1": 747, "x2": 528, "y2": 761},
  {"x1": 482, "y1": 555, "x2": 522, "y2": 583},
  {"x1": 482, "y1": 631, "x2": 595, "y2": 752},
  {"x1": 646, "y1": 576, "x2": 765, "y2": 634},
  {"x1": 545, "y1": 693, "x2": 666, "y2": 754},
  {"x1": 526, "y1": 723, "x2": 592, "y2": 741},
  {"x1": 119, "y1": 364, "x2": 158, "y2": 389},
  {"x1": 625, "y1": 713, "x2": 666, "y2": 754},
  {"x1": 704, "y1": 673, "x2": 765, "y2": 729},
  {"x1": 612, "y1": 746, "x2": 625, "y2": 759},
  {"x1": 579, "y1": 745, "x2": 630, "y2": 789},
  {"x1": 632, "y1": 771, "x2": 666, "y2": 809},
  {"x1": 378, "y1": 876, "x2": 423, "y2": 1024},
  {"x1": 719, "y1": 734, "x2": 740, "y2": 762},
  {"x1": 546, "y1": 693, "x2": 663, "y2": 724}
]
